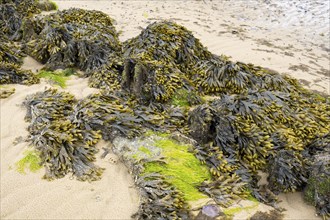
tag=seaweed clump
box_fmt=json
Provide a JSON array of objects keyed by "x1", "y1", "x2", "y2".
[
  {"x1": 0, "y1": 86, "x2": 15, "y2": 99},
  {"x1": 0, "y1": 62, "x2": 39, "y2": 85},
  {"x1": 0, "y1": 0, "x2": 57, "y2": 38},
  {"x1": 250, "y1": 210, "x2": 283, "y2": 220},
  {"x1": 113, "y1": 134, "x2": 212, "y2": 219},
  {"x1": 37, "y1": 69, "x2": 75, "y2": 88},
  {"x1": 304, "y1": 134, "x2": 330, "y2": 217},
  {"x1": 23, "y1": 89, "x2": 104, "y2": 181},
  {"x1": 16, "y1": 149, "x2": 43, "y2": 174},
  {"x1": 22, "y1": 8, "x2": 121, "y2": 73},
  {"x1": 117, "y1": 21, "x2": 213, "y2": 103},
  {"x1": 0, "y1": 36, "x2": 39, "y2": 86},
  {"x1": 188, "y1": 88, "x2": 329, "y2": 206},
  {"x1": 23, "y1": 88, "x2": 188, "y2": 181},
  {"x1": 0, "y1": 0, "x2": 56, "y2": 91},
  {"x1": 0, "y1": 34, "x2": 24, "y2": 64}
]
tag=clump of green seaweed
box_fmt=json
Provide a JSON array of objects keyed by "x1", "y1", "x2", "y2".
[
  {"x1": 37, "y1": 69, "x2": 75, "y2": 88},
  {"x1": 16, "y1": 148, "x2": 43, "y2": 174},
  {"x1": 6, "y1": 6, "x2": 328, "y2": 219}
]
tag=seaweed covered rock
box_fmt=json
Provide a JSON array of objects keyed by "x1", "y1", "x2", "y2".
[
  {"x1": 123, "y1": 21, "x2": 212, "y2": 72},
  {"x1": 0, "y1": 3, "x2": 21, "y2": 37},
  {"x1": 188, "y1": 87, "x2": 329, "y2": 206},
  {"x1": 119, "y1": 21, "x2": 312, "y2": 104},
  {"x1": 15, "y1": 15, "x2": 330, "y2": 218},
  {"x1": 0, "y1": 34, "x2": 24, "y2": 65},
  {"x1": 119, "y1": 21, "x2": 214, "y2": 102},
  {"x1": 304, "y1": 134, "x2": 330, "y2": 217},
  {"x1": 0, "y1": 0, "x2": 57, "y2": 38},
  {"x1": 122, "y1": 21, "x2": 307, "y2": 99},
  {"x1": 0, "y1": 62, "x2": 39, "y2": 85},
  {"x1": 267, "y1": 149, "x2": 308, "y2": 193},
  {"x1": 134, "y1": 173, "x2": 191, "y2": 220},
  {"x1": 22, "y1": 8, "x2": 121, "y2": 72},
  {"x1": 112, "y1": 135, "x2": 207, "y2": 220}
]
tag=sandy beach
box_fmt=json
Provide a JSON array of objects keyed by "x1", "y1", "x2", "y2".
[{"x1": 1, "y1": 0, "x2": 329, "y2": 219}]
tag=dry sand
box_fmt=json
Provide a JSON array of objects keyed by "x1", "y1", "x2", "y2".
[{"x1": 1, "y1": 0, "x2": 329, "y2": 219}]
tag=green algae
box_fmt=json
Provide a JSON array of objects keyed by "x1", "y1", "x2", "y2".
[
  {"x1": 48, "y1": 1, "x2": 58, "y2": 10},
  {"x1": 37, "y1": 69, "x2": 75, "y2": 88},
  {"x1": 246, "y1": 193, "x2": 259, "y2": 203},
  {"x1": 143, "y1": 137, "x2": 212, "y2": 201},
  {"x1": 139, "y1": 146, "x2": 152, "y2": 156},
  {"x1": 223, "y1": 201, "x2": 259, "y2": 216},
  {"x1": 16, "y1": 149, "x2": 42, "y2": 174},
  {"x1": 171, "y1": 89, "x2": 190, "y2": 107}
]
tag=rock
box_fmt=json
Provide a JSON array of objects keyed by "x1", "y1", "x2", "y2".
[{"x1": 195, "y1": 204, "x2": 224, "y2": 220}]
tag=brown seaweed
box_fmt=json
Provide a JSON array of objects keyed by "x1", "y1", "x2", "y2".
[
  {"x1": 133, "y1": 173, "x2": 191, "y2": 220},
  {"x1": 0, "y1": 62, "x2": 39, "y2": 85},
  {"x1": 303, "y1": 133, "x2": 330, "y2": 217},
  {"x1": 22, "y1": 8, "x2": 121, "y2": 72},
  {"x1": 23, "y1": 89, "x2": 103, "y2": 181},
  {"x1": 13, "y1": 11, "x2": 330, "y2": 218}
]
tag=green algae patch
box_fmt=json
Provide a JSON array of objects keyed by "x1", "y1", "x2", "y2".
[
  {"x1": 16, "y1": 149, "x2": 42, "y2": 174},
  {"x1": 246, "y1": 190, "x2": 259, "y2": 202},
  {"x1": 171, "y1": 89, "x2": 190, "y2": 107},
  {"x1": 139, "y1": 146, "x2": 152, "y2": 156},
  {"x1": 37, "y1": 69, "x2": 75, "y2": 88},
  {"x1": 223, "y1": 201, "x2": 259, "y2": 217},
  {"x1": 48, "y1": 1, "x2": 58, "y2": 10},
  {"x1": 143, "y1": 137, "x2": 212, "y2": 201},
  {"x1": 171, "y1": 89, "x2": 204, "y2": 107},
  {"x1": 132, "y1": 146, "x2": 153, "y2": 160}
]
